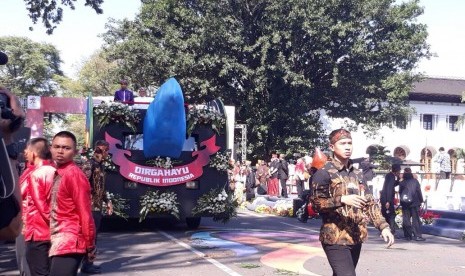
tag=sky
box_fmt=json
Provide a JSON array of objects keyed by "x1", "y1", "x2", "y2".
[{"x1": 0, "y1": 0, "x2": 464, "y2": 79}]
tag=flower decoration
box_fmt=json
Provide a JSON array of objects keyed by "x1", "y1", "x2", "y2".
[
  {"x1": 395, "y1": 208, "x2": 403, "y2": 229},
  {"x1": 272, "y1": 200, "x2": 293, "y2": 217},
  {"x1": 186, "y1": 105, "x2": 226, "y2": 136},
  {"x1": 192, "y1": 187, "x2": 238, "y2": 223},
  {"x1": 420, "y1": 211, "x2": 440, "y2": 225},
  {"x1": 146, "y1": 156, "x2": 175, "y2": 169},
  {"x1": 139, "y1": 190, "x2": 180, "y2": 222},
  {"x1": 94, "y1": 101, "x2": 141, "y2": 131},
  {"x1": 209, "y1": 150, "x2": 233, "y2": 171},
  {"x1": 255, "y1": 204, "x2": 273, "y2": 214},
  {"x1": 102, "y1": 192, "x2": 130, "y2": 220},
  {"x1": 80, "y1": 148, "x2": 118, "y2": 172},
  {"x1": 101, "y1": 155, "x2": 117, "y2": 172}
]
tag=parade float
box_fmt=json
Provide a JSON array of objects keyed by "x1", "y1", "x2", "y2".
[{"x1": 87, "y1": 78, "x2": 237, "y2": 229}]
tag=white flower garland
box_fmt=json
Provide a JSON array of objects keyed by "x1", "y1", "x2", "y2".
[
  {"x1": 186, "y1": 105, "x2": 226, "y2": 135},
  {"x1": 102, "y1": 192, "x2": 130, "y2": 219},
  {"x1": 94, "y1": 101, "x2": 141, "y2": 131},
  {"x1": 209, "y1": 150, "x2": 232, "y2": 171},
  {"x1": 192, "y1": 187, "x2": 237, "y2": 223},
  {"x1": 146, "y1": 156, "x2": 174, "y2": 169},
  {"x1": 139, "y1": 190, "x2": 180, "y2": 222}
]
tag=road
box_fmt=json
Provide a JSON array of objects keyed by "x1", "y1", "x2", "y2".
[{"x1": 1, "y1": 209, "x2": 465, "y2": 275}]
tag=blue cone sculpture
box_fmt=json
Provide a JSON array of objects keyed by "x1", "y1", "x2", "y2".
[{"x1": 143, "y1": 78, "x2": 186, "y2": 158}]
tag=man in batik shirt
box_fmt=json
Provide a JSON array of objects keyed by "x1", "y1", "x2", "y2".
[
  {"x1": 311, "y1": 128, "x2": 394, "y2": 276},
  {"x1": 80, "y1": 140, "x2": 113, "y2": 274}
]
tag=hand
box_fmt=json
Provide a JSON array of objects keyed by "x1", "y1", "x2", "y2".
[
  {"x1": 107, "y1": 201, "x2": 114, "y2": 215},
  {"x1": 87, "y1": 247, "x2": 97, "y2": 262},
  {"x1": 385, "y1": 202, "x2": 390, "y2": 209},
  {"x1": 381, "y1": 228, "x2": 395, "y2": 248},
  {"x1": 341, "y1": 194, "x2": 367, "y2": 209}
]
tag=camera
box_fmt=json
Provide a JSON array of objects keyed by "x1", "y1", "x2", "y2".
[{"x1": 0, "y1": 93, "x2": 16, "y2": 120}]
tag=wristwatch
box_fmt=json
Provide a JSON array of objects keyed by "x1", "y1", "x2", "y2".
[{"x1": 6, "y1": 142, "x2": 18, "y2": 160}]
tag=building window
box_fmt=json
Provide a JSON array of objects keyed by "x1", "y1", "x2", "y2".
[
  {"x1": 422, "y1": 114, "x2": 433, "y2": 130},
  {"x1": 448, "y1": 115, "x2": 459, "y2": 131}
]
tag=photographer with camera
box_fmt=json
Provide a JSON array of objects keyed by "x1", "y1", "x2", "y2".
[{"x1": 0, "y1": 87, "x2": 26, "y2": 241}]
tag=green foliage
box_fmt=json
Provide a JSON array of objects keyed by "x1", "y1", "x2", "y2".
[
  {"x1": 77, "y1": 51, "x2": 121, "y2": 96},
  {"x1": 102, "y1": 0, "x2": 430, "y2": 159},
  {"x1": 24, "y1": 0, "x2": 104, "y2": 34},
  {"x1": 369, "y1": 145, "x2": 391, "y2": 170},
  {"x1": 0, "y1": 36, "x2": 63, "y2": 97}
]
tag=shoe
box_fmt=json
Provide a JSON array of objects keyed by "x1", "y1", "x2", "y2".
[
  {"x1": 403, "y1": 237, "x2": 412, "y2": 241},
  {"x1": 81, "y1": 266, "x2": 101, "y2": 274},
  {"x1": 414, "y1": 237, "x2": 426, "y2": 241}
]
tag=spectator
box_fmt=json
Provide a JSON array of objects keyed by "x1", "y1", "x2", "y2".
[
  {"x1": 277, "y1": 153, "x2": 289, "y2": 198},
  {"x1": 294, "y1": 158, "x2": 307, "y2": 198},
  {"x1": 434, "y1": 147, "x2": 451, "y2": 179},
  {"x1": 49, "y1": 131, "x2": 96, "y2": 276},
  {"x1": 399, "y1": 167, "x2": 425, "y2": 241},
  {"x1": 133, "y1": 87, "x2": 153, "y2": 109},
  {"x1": 380, "y1": 164, "x2": 401, "y2": 235},
  {"x1": 113, "y1": 79, "x2": 134, "y2": 105},
  {"x1": 245, "y1": 161, "x2": 256, "y2": 201},
  {"x1": 255, "y1": 160, "x2": 268, "y2": 195},
  {"x1": 80, "y1": 140, "x2": 113, "y2": 274},
  {"x1": 267, "y1": 153, "x2": 280, "y2": 196},
  {"x1": 233, "y1": 165, "x2": 247, "y2": 204},
  {"x1": 360, "y1": 154, "x2": 378, "y2": 187}
]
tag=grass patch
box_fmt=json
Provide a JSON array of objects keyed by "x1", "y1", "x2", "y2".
[
  {"x1": 275, "y1": 268, "x2": 299, "y2": 275},
  {"x1": 238, "y1": 263, "x2": 261, "y2": 269}
]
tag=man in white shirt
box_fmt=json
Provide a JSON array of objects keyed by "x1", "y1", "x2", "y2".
[{"x1": 133, "y1": 87, "x2": 153, "y2": 109}]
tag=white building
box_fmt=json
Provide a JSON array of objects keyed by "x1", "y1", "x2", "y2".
[{"x1": 323, "y1": 77, "x2": 465, "y2": 174}]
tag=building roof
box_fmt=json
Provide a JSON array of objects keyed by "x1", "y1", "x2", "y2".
[{"x1": 411, "y1": 77, "x2": 465, "y2": 103}]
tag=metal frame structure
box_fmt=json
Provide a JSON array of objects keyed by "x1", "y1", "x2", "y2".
[{"x1": 235, "y1": 124, "x2": 247, "y2": 162}]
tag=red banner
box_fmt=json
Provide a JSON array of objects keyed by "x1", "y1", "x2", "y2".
[{"x1": 105, "y1": 132, "x2": 220, "y2": 187}]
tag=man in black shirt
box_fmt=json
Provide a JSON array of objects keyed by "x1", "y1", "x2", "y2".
[{"x1": 277, "y1": 153, "x2": 289, "y2": 198}]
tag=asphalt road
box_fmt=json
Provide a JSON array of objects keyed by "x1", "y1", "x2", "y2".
[{"x1": 1, "y1": 209, "x2": 465, "y2": 276}]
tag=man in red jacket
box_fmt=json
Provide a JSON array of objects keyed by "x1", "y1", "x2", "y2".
[
  {"x1": 49, "y1": 131, "x2": 96, "y2": 276},
  {"x1": 22, "y1": 137, "x2": 55, "y2": 276}
]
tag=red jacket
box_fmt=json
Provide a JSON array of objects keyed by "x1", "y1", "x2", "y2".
[
  {"x1": 23, "y1": 162, "x2": 55, "y2": 241},
  {"x1": 49, "y1": 161, "x2": 96, "y2": 256},
  {"x1": 20, "y1": 164, "x2": 36, "y2": 235}
]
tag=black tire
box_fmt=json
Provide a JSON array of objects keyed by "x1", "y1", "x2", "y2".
[{"x1": 186, "y1": 217, "x2": 201, "y2": 229}]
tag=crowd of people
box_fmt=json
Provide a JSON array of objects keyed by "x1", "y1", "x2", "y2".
[
  {"x1": 227, "y1": 152, "x2": 317, "y2": 204},
  {"x1": 1, "y1": 84, "x2": 429, "y2": 276}
]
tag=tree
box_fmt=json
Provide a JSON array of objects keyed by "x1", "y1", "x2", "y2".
[
  {"x1": 24, "y1": 0, "x2": 104, "y2": 34},
  {"x1": 102, "y1": 0, "x2": 430, "y2": 160},
  {"x1": 0, "y1": 36, "x2": 63, "y2": 97},
  {"x1": 77, "y1": 51, "x2": 120, "y2": 96}
]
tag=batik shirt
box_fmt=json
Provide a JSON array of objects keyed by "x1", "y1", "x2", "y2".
[
  {"x1": 311, "y1": 159, "x2": 389, "y2": 245},
  {"x1": 81, "y1": 158, "x2": 108, "y2": 211}
]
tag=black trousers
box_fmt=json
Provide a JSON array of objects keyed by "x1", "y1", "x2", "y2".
[
  {"x1": 295, "y1": 179, "x2": 305, "y2": 198},
  {"x1": 50, "y1": 254, "x2": 84, "y2": 276},
  {"x1": 381, "y1": 207, "x2": 396, "y2": 234},
  {"x1": 279, "y1": 178, "x2": 288, "y2": 197},
  {"x1": 25, "y1": 241, "x2": 51, "y2": 276},
  {"x1": 402, "y1": 205, "x2": 422, "y2": 238},
  {"x1": 440, "y1": 171, "x2": 451, "y2": 179},
  {"x1": 322, "y1": 243, "x2": 362, "y2": 276}
]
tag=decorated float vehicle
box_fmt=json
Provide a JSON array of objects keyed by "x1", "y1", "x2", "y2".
[{"x1": 89, "y1": 78, "x2": 237, "y2": 229}]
